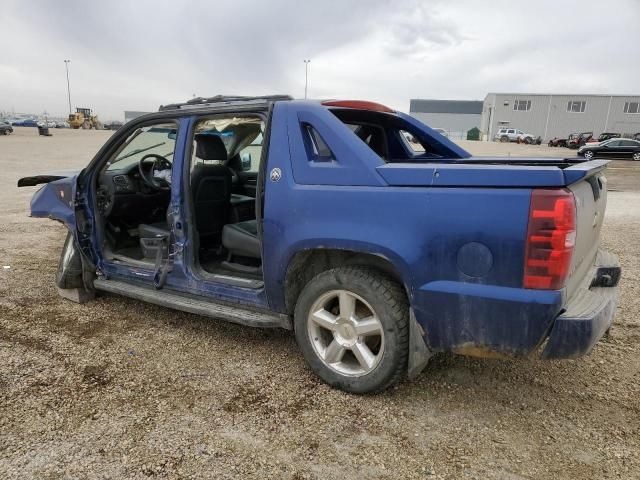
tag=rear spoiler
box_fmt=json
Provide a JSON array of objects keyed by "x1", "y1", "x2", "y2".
[{"x1": 562, "y1": 159, "x2": 609, "y2": 185}]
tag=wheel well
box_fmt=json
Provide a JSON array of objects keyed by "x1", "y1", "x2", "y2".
[{"x1": 284, "y1": 248, "x2": 406, "y2": 314}]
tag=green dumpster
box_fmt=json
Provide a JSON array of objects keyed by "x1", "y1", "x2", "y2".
[{"x1": 466, "y1": 127, "x2": 480, "y2": 141}]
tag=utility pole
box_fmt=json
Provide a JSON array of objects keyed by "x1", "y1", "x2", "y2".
[
  {"x1": 303, "y1": 59, "x2": 311, "y2": 99},
  {"x1": 64, "y1": 60, "x2": 72, "y2": 114}
]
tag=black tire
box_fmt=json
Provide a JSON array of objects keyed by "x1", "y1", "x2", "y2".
[
  {"x1": 500, "y1": 136, "x2": 509, "y2": 143},
  {"x1": 524, "y1": 136, "x2": 532, "y2": 144},
  {"x1": 294, "y1": 266, "x2": 409, "y2": 394}
]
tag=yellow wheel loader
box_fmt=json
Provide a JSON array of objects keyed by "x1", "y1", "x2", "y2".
[{"x1": 68, "y1": 108, "x2": 103, "y2": 130}]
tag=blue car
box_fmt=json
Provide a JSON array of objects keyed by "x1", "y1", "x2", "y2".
[
  {"x1": 13, "y1": 119, "x2": 38, "y2": 127},
  {"x1": 18, "y1": 95, "x2": 620, "y2": 393}
]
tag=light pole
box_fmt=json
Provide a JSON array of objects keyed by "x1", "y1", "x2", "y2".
[
  {"x1": 64, "y1": 60, "x2": 72, "y2": 114},
  {"x1": 303, "y1": 59, "x2": 311, "y2": 99}
]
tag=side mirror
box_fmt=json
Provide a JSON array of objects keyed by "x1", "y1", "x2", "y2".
[{"x1": 241, "y1": 152, "x2": 252, "y2": 171}]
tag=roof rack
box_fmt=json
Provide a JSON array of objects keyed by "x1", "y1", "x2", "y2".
[{"x1": 158, "y1": 95, "x2": 293, "y2": 111}]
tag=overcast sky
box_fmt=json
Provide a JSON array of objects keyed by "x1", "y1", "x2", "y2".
[{"x1": 2, "y1": 0, "x2": 639, "y2": 121}]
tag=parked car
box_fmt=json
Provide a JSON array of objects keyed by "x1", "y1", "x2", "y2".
[
  {"x1": 633, "y1": 132, "x2": 640, "y2": 141},
  {"x1": 567, "y1": 132, "x2": 594, "y2": 149},
  {"x1": 548, "y1": 137, "x2": 567, "y2": 147},
  {"x1": 595, "y1": 132, "x2": 621, "y2": 143},
  {"x1": 37, "y1": 120, "x2": 57, "y2": 128},
  {"x1": 578, "y1": 138, "x2": 640, "y2": 161},
  {"x1": 18, "y1": 95, "x2": 620, "y2": 393},
  {"x1": 0, "y1": 121, "x2": 13, "y2": 135},
  {"x1": 493, "y1": 128, "x2": 535, "y2": 144},
  {"x1": 13, "y1": 119, "x2": 38, "y2": 127},
  {"x1": 56, "y1": 121, "x2": 71, "y2": 128}
]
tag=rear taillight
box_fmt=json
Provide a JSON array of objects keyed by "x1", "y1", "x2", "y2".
[{"x1": 523, "y1": 189, "x2": 576, "y2": 290}]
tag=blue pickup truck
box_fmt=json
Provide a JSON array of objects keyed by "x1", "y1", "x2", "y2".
[{"x1": 19, "y1": 95, "x2": 620, "y2": 393}]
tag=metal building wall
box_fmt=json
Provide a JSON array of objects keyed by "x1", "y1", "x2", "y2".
[
  {"x1": 410, "y1": 112, "x2": 482, "y2": 140},
  {"x1": 606, "y1": 96, "x2": 640, "y2": 135},
  {"x1": 482, "y1": 94, "x2": 640, "y2": 140}
]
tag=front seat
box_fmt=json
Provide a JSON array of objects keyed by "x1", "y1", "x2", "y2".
[
  {"x1": 222, "y1": 219, "x2": 261, "y2": 259},
  {"x1": 191, "y1": 134, "x2": 232, "y2": 245}
]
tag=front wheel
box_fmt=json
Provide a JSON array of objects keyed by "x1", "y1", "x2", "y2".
[
  {"x1": 633, "y1": 152, "x2": 640, "y2": 161},
  {"x1": 583, "y1": 150, "x2": 594, "y2": 160},
  {"x1": 294, "y1": 266, "x2": 409, "y2": 394}
]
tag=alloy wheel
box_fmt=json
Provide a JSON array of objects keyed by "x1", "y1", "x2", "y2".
[{"x1": 307, "y1": 289, "x2": 384, "y2": 376}]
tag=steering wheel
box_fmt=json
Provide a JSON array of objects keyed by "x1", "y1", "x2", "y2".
[{"x1": 138, "y1": 154, "x2": 172, "y2": 190}]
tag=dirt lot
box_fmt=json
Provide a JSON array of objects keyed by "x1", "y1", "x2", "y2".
[{"x1": 1, "y1": 128, "x2": 639, "y2": 479}]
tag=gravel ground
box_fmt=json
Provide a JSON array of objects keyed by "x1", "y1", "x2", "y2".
[{"x1": 1, "y1": 128, "x2": 639, "y2": 479}]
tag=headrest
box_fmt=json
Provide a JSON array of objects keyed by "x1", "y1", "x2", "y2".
[{"x1": 195, "y1": 134, "x2": 227, "y2": 161}]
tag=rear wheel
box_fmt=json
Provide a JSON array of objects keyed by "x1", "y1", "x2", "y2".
[
  {"x1": 294, "y1": 266, "x2": 408, "y2": 394},
  {"x1": 633, "y1": 152, "x2": 640, "y2": 161},
  {"x1": 500, "y1": 135, "x2": 509, "y2": 143}
]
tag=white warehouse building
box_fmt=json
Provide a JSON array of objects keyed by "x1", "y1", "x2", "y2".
[{"x1": 481, "y1": 93, "x2": 640, "y2": 141}]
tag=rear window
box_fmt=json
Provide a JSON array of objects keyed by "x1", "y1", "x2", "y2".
[
  {"x1": 343, "y1": 122, "x2": 389, "y2": 160},
  {"x1": 329, "y1": 108, "x2": 445, "y2": 162}
]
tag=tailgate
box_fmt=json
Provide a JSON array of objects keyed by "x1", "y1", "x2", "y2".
[{"x1": 565, "y1": 167, "x2": 608, "y2": 300}]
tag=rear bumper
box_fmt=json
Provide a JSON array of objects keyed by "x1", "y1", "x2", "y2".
[
  {"x1": 412, "y1": 249, "x2": 620, "y2": 359},
  {"x1": 542, "y1": 252, "x2": 620, "y2": 359}
]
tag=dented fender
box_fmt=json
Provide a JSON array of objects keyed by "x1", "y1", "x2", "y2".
[{"x1": 25, "y1": 175, "x2": 78, "y2": 227}]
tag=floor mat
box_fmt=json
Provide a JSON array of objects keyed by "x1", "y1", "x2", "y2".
[
  {"x1": 200, "y1": 255, "x2": 261, "y2": 280},
  {"x1": 114, "y1": 246, "x2": 145, "y2": 260}
]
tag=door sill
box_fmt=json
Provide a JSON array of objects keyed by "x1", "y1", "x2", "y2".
[{"x1": 93, "y1": 278, "x2": 291, "y2": 329}]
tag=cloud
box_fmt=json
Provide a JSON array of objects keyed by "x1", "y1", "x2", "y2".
[{"x1": 1, "y1": 0, "x2": 639, "y2": 121}]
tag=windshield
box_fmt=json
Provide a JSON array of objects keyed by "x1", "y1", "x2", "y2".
[{"x1": 107, "y1": 123, "x2": 177, "y2": 171}]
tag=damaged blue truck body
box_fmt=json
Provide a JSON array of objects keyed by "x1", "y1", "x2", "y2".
[{"x1": 19, "y1": 96, "x2": 620, "y2": 393}]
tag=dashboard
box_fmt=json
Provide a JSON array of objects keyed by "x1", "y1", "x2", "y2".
[{"x1": 97, "y1": 162, "x2": 170, "y2": 221}]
